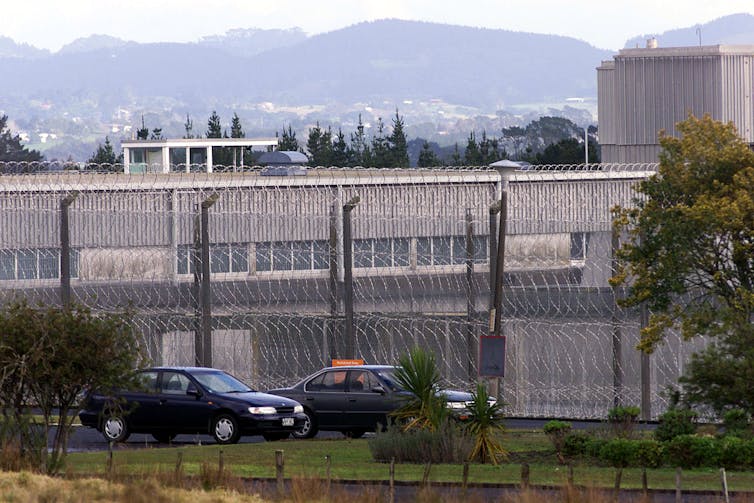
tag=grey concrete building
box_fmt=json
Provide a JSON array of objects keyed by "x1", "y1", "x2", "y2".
[{"x1": 598, "y1": 43, "x2": 754, "y2": 163}]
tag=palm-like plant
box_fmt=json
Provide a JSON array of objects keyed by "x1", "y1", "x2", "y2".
[
  {"x1": 465, "y1": 383, "x2": 508, "y2": 464},
  {"x1": 390, "y1": 347, "x2": 449, "y2": 431}
]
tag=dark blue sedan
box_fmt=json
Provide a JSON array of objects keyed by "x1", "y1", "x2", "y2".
[{"x1": 79, "y1": 366, "x2": 306, "y2": 444}]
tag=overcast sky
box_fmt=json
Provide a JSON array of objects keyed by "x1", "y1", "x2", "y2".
[{"x1": 5, "y1": 0, "x2": 754, "y2": 52}]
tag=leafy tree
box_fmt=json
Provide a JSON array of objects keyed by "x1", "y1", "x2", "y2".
[
  {"x1": 388, "y1": 110, "x2": 409, "y2": 168},
  {"x1": 136, "y1": 115, "x2": 149, "y2": 140},
  {"x1": 390, "y1": 347, "x2": 449, "y2": 431},
  {"x1": 612, "y1": 114, "x2": 754, "y2": 415},
  {"x1": 86, "y1": 136, "x2": 122, "y2": 168},
  {"x1": 0, "y1": 114, "x2": 43, "y2": 162},
  {"x1": 0, "y1": 300, "x2": 145, "y2": 473},
  {"x1": 276, "y1": 124, "x2": 300, "y2": 152},
  {"x1": 533, "y1": 137, "x2": 599, "y2": 165},
  {"x1": 418, "y1": 140, "x2": 441, "y2": 167},
  {"x1": 149, "y1": 128, "x2": 163, "y2": 140}
]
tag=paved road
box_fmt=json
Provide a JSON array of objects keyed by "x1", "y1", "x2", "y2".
[{"x1": 64, "y1": 418, "x2": 655, "y2": 451}]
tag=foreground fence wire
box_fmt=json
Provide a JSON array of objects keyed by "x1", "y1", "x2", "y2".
[{"x1": 0, "y1": 162, "x2": 702, "y2": 419}]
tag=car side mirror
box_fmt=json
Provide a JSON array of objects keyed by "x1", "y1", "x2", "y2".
[
  {"x1": 186, "y1": 384, "x2": 201, "y2": 397},
  {"x1": 371, "y1": 385, "x2": 386, "y2": 394}
]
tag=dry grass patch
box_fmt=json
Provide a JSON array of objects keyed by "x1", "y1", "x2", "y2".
[{"x1": 0, "y1": 470, "x2": 267, "y2": 503}]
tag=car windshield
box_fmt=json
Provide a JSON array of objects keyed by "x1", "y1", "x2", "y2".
[
  {"x1": 190, "y1": 370, "x2": 254, "y2": 393},
  {"x1": 373, "y1": 368, "x2": 404, "y2": 392}
]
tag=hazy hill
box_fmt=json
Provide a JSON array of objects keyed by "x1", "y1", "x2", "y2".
[
  {"x1": 624, "y1": 13, "x2": 754, "y2": 48},
  {"x1": 0, "y1": 20, "x2": 609, "y2": 110}
]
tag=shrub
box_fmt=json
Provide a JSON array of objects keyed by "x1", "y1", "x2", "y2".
[
  {"x1": 664, "y1": 435, "x2": 720, "y2": 469},
  {"x1": 634, "y1": 439, "x2": 663, "y2": 468},
  {"x1": 722, "y1": 409, "x2": 751, "y2": 439},
  {"x1": 543, "y1": 420, "x2": 572, "y2": 464},
  {"x1": 607, "y1": 405, "x2": 641, "y2": 438},
  {"x1": 598, "y1": 438, "x2": 637, "y2": 468},
  {"x1": 562, "y1": 431, "x2": 591, "y2": 458},
  {"x1": 585, "y1": 437, "x2": 608, "y2": 461},
  {"x1": 719, "y1": 436, "x2": 754, "y2": 469},
  {"x1": 655, "y1": 408, "x2": 698, "y2": 442},
  {"x1": 368, "y1": 420, "x2": 474, "y2": 464}
]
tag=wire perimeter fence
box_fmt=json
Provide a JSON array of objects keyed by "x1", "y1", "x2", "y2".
[{"x1": 0, "y1": 162, "x2": 704, "y2": 419}]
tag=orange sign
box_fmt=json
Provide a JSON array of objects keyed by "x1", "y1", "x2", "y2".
[{"x1": 331, "y1": 359, "x2": 364, "y2": 367}]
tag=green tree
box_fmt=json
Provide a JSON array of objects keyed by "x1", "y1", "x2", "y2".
[
  {"x1": 0, "y1": 300, "x2": 145, "y2": 473},
  {"x1": 418, "y1": 140, "x2": 441, "y2": 167},
  {"x1": 388, "y1": 110, "x2": 409, "y2": 168},
  {"x1": 86, "y1": 136, "x2": 122, "y2": 168},
  {"x1": 464, "y1": 132, "x2": 482, "y2": 165},
  {"x1": 206, "y1": 111, "x2": 222, "y2": 139},
  {"x1": 331, "y1": 128, "x2": 349, "y2": 167},
  {"x1": 370, "y1": 117, "x2": 391, "y2": 168},
  {"x1": 306, "y1": 122, "x2": 333, "y2": 167},
  {"x1": 0, "y1": 114, "x2": 43, "y2": 162},
  {"x1": 276, "y1": 124, "x2": 300, "y2": 152},
  {"x1": 348, "y1": 114, "x2": 371, "y2": 166},
  {"x1": 136, "y1": 115, "x2": 149, "y2": 140},
  {"x1": 613, "y1": 114, "x2": 754, "y2": 416},
  {"x1": 448, "y1": 143, "x2": 462, "y2": 166}
]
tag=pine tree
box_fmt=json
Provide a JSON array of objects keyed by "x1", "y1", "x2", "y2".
[
  {"x1": 464, "y1": 132, "x2": 482, "y2": 165},
  {"x1": 86, "y1": 136, "x2": 122, "y2": 169},
  {"x1": 388, "y1": 109, "x2": 409, "y2": 168},
  {"x1": 348, "y1": 114, "x2": 370, "y2": 166},
  {"x1": 277, "y1": 125, "x2": 300, "y2": 151},
  {"x1": 306, "y1": 122, "x2": 333, "y2": 167},
  {"x1": 0, "y1": 114, "x2": 43, "y2": 163},
  {"x1": 371, "y1": 117, "x2": 391, "y2": 168},
  {"x1": 206, "y1": 111, "x2": 222, "y2": 139},
  {"x1": 331, "y1": 128, "x2": 349, "y2": 167},
  {"x1": 230, "y1": 113, "x2": 244, "y2": 138},
  {"x1": 150, "y1": 128, "x2": 163, "y2": 140},
  {"x1": 417, "y1": 140, "x2": 440, "y2": 167}
]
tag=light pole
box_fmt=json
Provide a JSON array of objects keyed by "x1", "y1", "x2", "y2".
[{"x1": 342, "y1": 196, "x2": 360, "y2": 359}]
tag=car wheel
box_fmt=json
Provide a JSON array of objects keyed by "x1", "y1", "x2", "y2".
[
  {"x1": 152, "y1": 432, "x2": 177, "y2": 444},
  {"x1": 343, "y1": 429, "x2": 366, "y2": 439},
  {"x1": 212, "y1": 413, "x2": 241, "y2": 444},
  {"x1": 102, "y1": 414, "x2": 130, "y2": 443},
  {"x1": 262, "y1": 432, "x2": 290, "y2": 441},
  {"x1": 291, "y1": 409, "x2": 318, "y2": 439}
]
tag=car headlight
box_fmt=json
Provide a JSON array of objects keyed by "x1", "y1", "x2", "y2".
[
  {"x1": 446, "y1": 401, "x2": 467, "y2": 409},
  {"x1": 248, "y1": 406, "x2": 277, "y2": 414},
  {"x1": 294, "y1": 405, "x2": 303, "y2": 414}
]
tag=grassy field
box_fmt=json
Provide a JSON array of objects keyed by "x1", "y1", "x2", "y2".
[{"x1": 63, "y1": 429, "x2": 754, "y2": 493}]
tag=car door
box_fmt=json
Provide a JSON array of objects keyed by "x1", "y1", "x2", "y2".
[
  {"x1": 121, "y1": 370, "x2": 161, "y2": 431},
  {"x1": 345, "y1": 370, "x2": 394, "y2": 430},
  {"x1": 156, "y1": 371, "x2": 214, "y2": 433},
  {"x1": 301, "y1": 370, "x2": 349, "y2": 429}
]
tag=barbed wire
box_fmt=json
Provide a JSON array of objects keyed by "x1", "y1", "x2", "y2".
[{"x1": 0, "y1": 161, "x2": 692, "y2": 420}]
